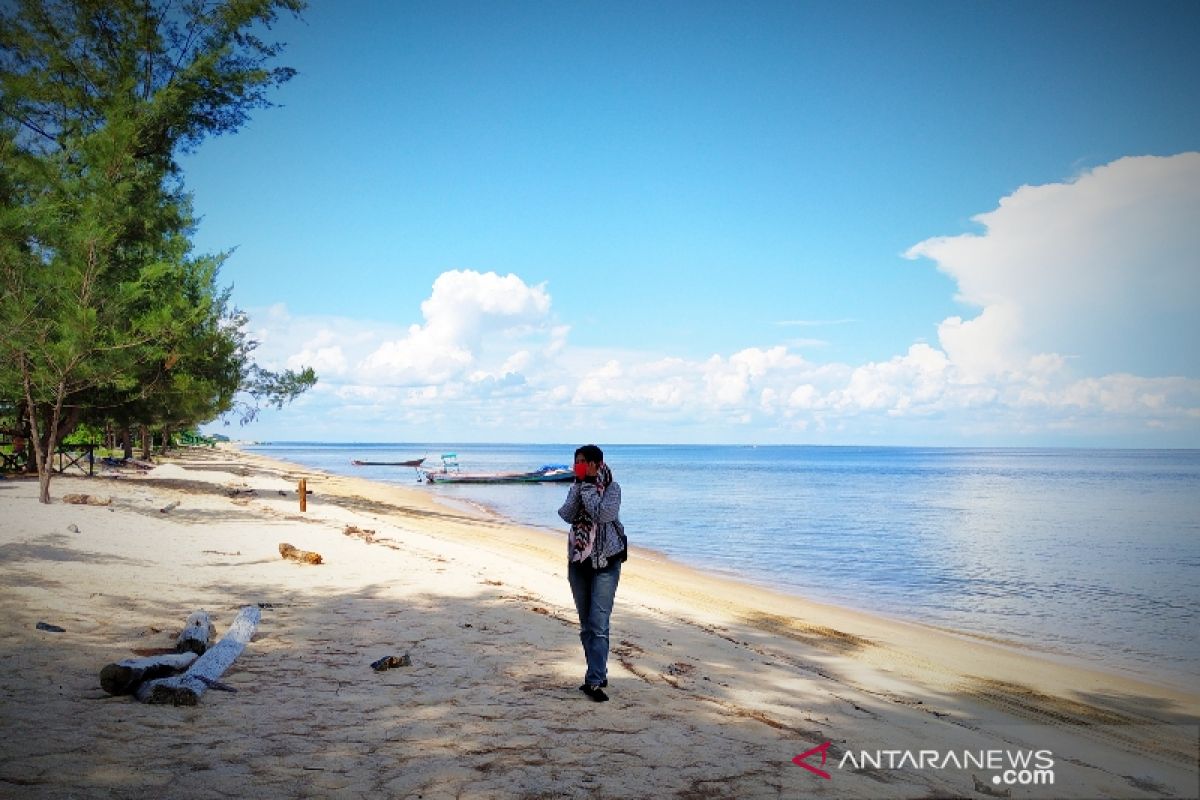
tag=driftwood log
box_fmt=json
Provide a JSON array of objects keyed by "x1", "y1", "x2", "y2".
[
  {"x1": 177, "y1": 610, "x2": 216, "y2": 655},
  {"x1": 137, "y1": 605, "x2": 261, "y2": 705},
  {"x1": 279, "y1": 542, "x2": 323, "y2": 565},
  {"x1": 100, "y1": 652, "x2": 198, "y2": 695}
]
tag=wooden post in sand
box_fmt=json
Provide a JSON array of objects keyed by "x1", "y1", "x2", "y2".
[{"x1": 299, "y1": 478, "x2": 306, "y2": 512}]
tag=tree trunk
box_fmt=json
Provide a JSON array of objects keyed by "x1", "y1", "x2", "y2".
[
  {"x1": 19, "y1": 362, "x2": 57, "y2": 504},
  {"x1": 159, "y1": 424, "x2": 172, "y2": 454},
  {"x1": 15, "y1": 400, "x2": 33, "y2": 473},
  {"x1": 27, "y1": 412, "x2": 49, "y2": 504},
  {"x1": 140, "y1": 425, "x2": 151, "y2": 459},
  {"x1": 120, "y1": 424, "x2": 133, "y2": 460},
  {"x1": 39, "y1": 398, "x2": 65, "y2": 504},
  {"x1": 54, "y1": 405, "x2": 80, "y2": 444}
]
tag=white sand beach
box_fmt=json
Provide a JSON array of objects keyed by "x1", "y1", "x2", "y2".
[{"x1": 0, "y1": 446, "x2": 1196, "y2": 799}]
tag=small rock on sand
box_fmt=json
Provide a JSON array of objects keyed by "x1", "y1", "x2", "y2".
[{"x1": 370, "y1": 654, "x2": 411, "y2": 671}]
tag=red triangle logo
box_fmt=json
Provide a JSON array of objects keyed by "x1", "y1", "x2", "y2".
[{"x1": 792, "y1": 741, "x2": 833, "y2": 779}]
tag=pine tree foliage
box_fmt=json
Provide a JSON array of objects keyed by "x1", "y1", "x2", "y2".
[{"x1": 0, "y1": 0, "x2": 313, "y2": 502}]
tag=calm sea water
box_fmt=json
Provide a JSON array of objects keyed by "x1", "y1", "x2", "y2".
[{"x1": 248, "y1": 443, "x2": 1200, "y2": 688}]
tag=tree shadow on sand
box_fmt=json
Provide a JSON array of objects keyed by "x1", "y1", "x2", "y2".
[{"x1": 2, "y1": 558, "x2": 1197, "y2": 800}]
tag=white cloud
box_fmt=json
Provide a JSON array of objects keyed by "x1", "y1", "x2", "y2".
[
  {"x1": 356, "y1": 270, "x2": 552, "y2": 386},
  {"x1": 287, "y1": 343, "x2": 348, "y2": 376},
  {"x1": 834, "y1": 343, "x2": 951, "y2": 413},
  {"x1": 935, "y1": 304, "x2": 1023, "y2": 381},
  {"x1": 572, "y1": 360, "x2": 626, "y2": 405},
  {"x1": 358, "y1": 329, "x2": 474, "y2": 385},
  {"x1": 417, "y1": 270, "x2": 551, "y2": 349},
  {"x1": 546, "y1": 325, "x2": 571, "y2": 357},
  {"x1": 703, "y1": 346, "x2": 800, "y2": 406},
  {"x1": 502, "y1": 350, "x2": 532, "y2": 374},
  {"x1": 907, "y1": 153, "x2": 1200, "y2": 379},
  {"x1": 787, "y1": 384, "x2": 822, "y2": 410},
  {"x1": 334, "y1": 384, "x2": 389, "y2": 402}
]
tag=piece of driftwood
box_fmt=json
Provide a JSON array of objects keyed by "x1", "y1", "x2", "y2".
[
  {"x1": 343, "y1": 525, "x2": 377, "y2": 543},
  {"x1": 279, "y1": 542, "x2": 323, "y2": 565},
  {"x1": 137, "y1": 605, "x2": 261, "y2": 705},
  {"x1": 100, "y1": 652, "x2": 198, "y2": 695},
  {"x1": 177, "y1": 610, "x2": 216, "y2": 655},
  {"x1": 35, "y1": 621, "x2": 65, "y2": 632},
  {"x1": 61, "y1": 493, "x2": 111, "y2": 506}
]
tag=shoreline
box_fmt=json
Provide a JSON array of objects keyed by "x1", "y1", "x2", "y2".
[
  {"x1": 225, "y1": 444, "x2": 1198, "y2": 708},
  {"x1": 242, "y1": 443, "x2": 1197, "y2": 695},
  {"x1": 1, "y1": 444, "x2": 1196, "y2": 798}
]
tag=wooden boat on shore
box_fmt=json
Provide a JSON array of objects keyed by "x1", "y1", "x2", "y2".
[
  {"x1": 351, "y1": 457, "x2": 426, "y2": 467},
  {"x1": 422, "y1": 464, "x2": 574, "y2": 485}
]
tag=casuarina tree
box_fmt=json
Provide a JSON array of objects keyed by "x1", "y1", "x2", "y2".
[{"x1": 0, "y1": 0, "x2": 313, "y2": 502}]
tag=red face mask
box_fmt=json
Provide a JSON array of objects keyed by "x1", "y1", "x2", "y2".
[{"x1": 573, "y1": 462, "x2": 589, "y2": 479}]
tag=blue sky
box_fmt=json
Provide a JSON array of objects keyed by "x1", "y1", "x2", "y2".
[{"x1": 190, "y1": 1, "x2": 1200, "y2": 445}]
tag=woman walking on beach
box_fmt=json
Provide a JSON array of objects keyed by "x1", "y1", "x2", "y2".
[{"x1": 559, "y1": 444, "x2": 627, "y2": 702}]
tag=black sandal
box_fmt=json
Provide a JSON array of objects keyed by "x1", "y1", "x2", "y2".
[{"x1": 579, "y1": 684, "x2": 609, "y2": 702}]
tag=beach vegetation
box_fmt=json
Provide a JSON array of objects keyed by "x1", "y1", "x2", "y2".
[{"x1": 0, "y1": 0, "x2": 313, "y2": 502}]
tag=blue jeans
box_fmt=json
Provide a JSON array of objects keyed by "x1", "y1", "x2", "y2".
[{"x1": 568, "y1": 559, "x2": 622, "y2": 687}]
